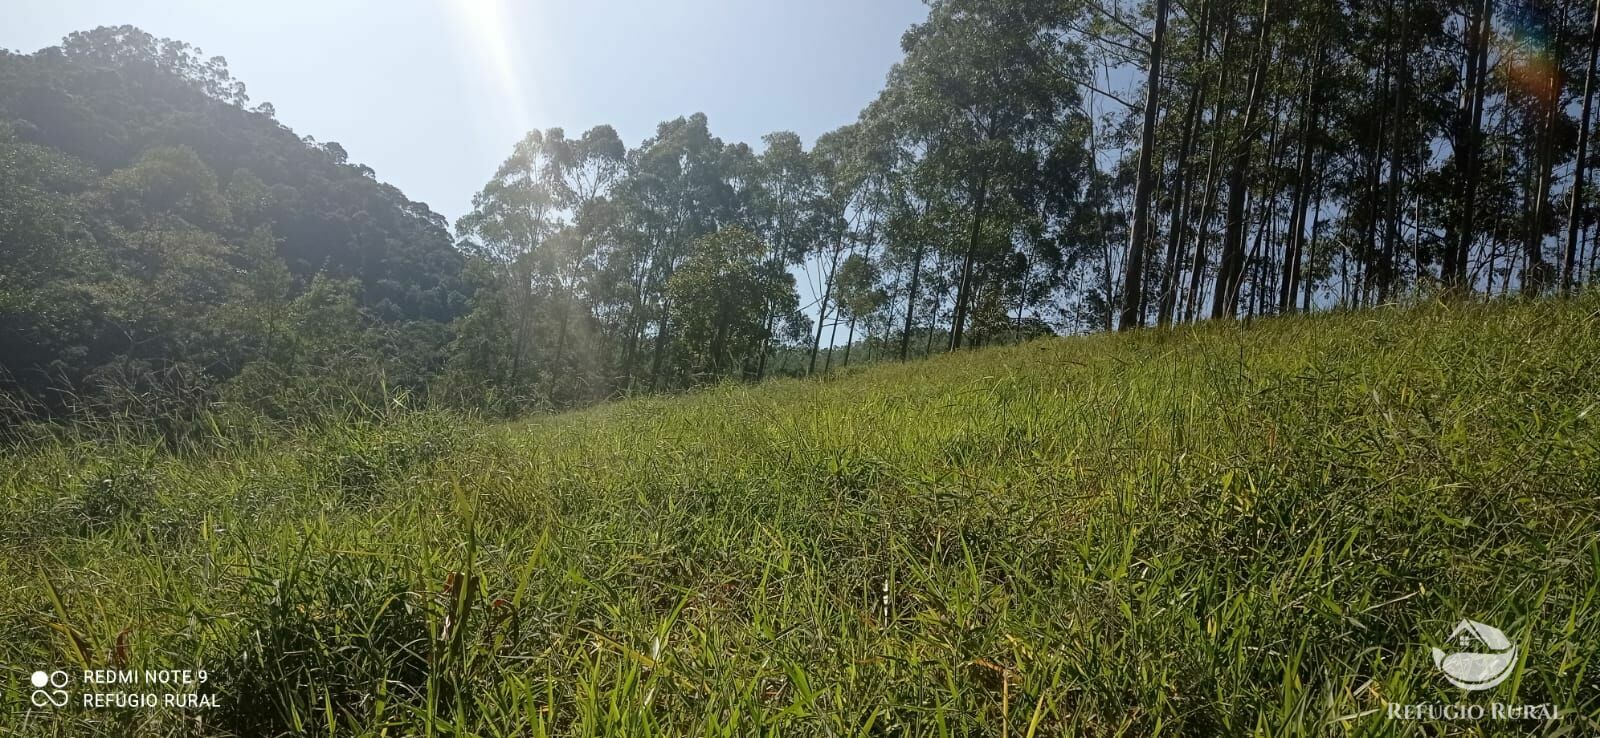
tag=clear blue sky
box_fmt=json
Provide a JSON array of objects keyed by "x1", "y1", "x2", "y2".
[{"x1": 4, "y1": 0, "x2": 929, "y2": 224}]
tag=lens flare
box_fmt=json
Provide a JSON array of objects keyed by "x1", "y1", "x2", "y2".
[
  {"x1": 448, "y1": 0, "x2": 534, "y2": 134},
  {"x1": 1501, "y1": 1, "x2": 1563, "y2": 110}
]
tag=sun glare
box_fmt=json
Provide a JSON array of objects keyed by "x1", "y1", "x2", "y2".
[{"x1": 449, "y1": 0, "x2": 534, "y2": 134}]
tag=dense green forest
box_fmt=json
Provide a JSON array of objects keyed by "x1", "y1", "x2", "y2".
[
  {"x1": 6, "y1": 0, "x2": 1600, "y2": 434},
  {"x1": 0, "y1": 27, "x2": 465, "y2": 430}
]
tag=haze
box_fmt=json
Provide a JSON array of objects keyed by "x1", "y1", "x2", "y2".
[{"x1": 4, "y1": 0, "x2": 927, "y2": 223}]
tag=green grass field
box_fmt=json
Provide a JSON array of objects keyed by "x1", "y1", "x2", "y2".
[{"x1": 3, "y1": 296, "x2": 1598, "y2": 736}]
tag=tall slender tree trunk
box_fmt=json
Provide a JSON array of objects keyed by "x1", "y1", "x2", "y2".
[
  {"x1": 1185, "y1": 167, "x2": 1221, "y2": 322},
  {"x1": 824, "y1": 307, "x2": 842, "y2": 373},
  {"x1": 548, "y1": 298, "x2": 570, "y2": 399},
  {"x1": 1184, "y1": 121, "x2": 1225, "y2": 323},
  {"x1": 622, "y1": 261, "x2": 650, "y2": 391},
  {"x1": 649, "y1": 302, "x2": 672, "y2": 391},
  {"x1": 507, "y1": 263, "x2": 534, "y2": 388},
  {"x1": 1339, "y1": 234, "x2": 1352, "y2": 307},
  {"x1": 1281, "y1": 48, "x2": 1322, "y2": 312},
  {"x1": 1213, "y1": 0, "x2": 1272, "y2": 319},
  {"x1": 1590, "y1": 211, "x2": 1600, "y2": 282},
  {"x1": 646, "y1": 232, "x2": 679, "y2": 391},
  {"x1": 755, "y1": 307, "x2": 776, "y2": 381},
  {"x1": 927, "y1": 250, "x2": 950, "y2": 357},
  {"x1": 809, "y1": 241, "x2": 844, "y2": 374},
  {"x1": 949, "y1": 173, "x2": 990, "y2": 349},
  {"x1": 1361, "y1": 52, "x2": 1389, "y2": 307},
  {"x1": 1118, "y1": 0, "x2": 1170, "y2": 330},
  {"x1": 756, "y1": 209, "x2": 794, "y2": 382},
  {"x1": 1157, "y1": 89, "x2": 1201, "y2": 326},
  {"x1": 900, "y1": 243, "x2": 925, "y2": 360},
  {"x1": 1183, "y1": 23, "x2": 1233, "y2": 324},
  {"x1": 1566, "y1": 0, "x2": 1600, "y2": 292},
  {"x1": 1158, "y1": 1, "x2": 1210, "y2": 327},
  {"x1": 1249, "y1": 100, "x2": 1290, "y2": 315},
  {"x1": 1525, "y1": 10, "x2": 1565, "y2": 295},
  {"x1": 1589, "y1": 214, "x2": 1600, "y2": 282},
  {"x1": 1446, "y1": 0, "x2": 1492, "y2": 290},
  {"x1": 1302, "y1": 166, "x2": 1325, "y2": 311},
  {"x1": 843, "y1": 315, "x2": 857, "y2": 366},
  {"x1": 1014, "y1": 264, "x2": 1028, "y2": 341},
  {"x1": 1381, "y1": 1, "x2": 1410, "y2": 303},
  {"x1": 1243, "y1": 189, "x2": 1271, "y2": 316}
]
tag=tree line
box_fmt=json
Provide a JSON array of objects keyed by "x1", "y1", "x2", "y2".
[
  {"x1": 1105, "y1": 0, "x2": 1600, "y2": 329},
  {"x1": 4, "y1": 0, "x2": 1600, "y2": 434}
]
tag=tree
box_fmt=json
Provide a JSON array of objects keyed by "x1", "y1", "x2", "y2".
[
  {"x1": 1211, "y1": 0, "x2": 1273, "y2": 320},
  {"x1": 667, "y1": 227, "x2": 798, "y2": 379},
  {"x1": 611, "y1": 114, "x2": 733, "y2": 390},
  {"x1": 1566, "y1": 0, "x2": 1600, "y2": 292},
  {"x1": 806, "y1": 125, "x2": 871, "y2": 373},
  {"x1": 832, "y1": 251, "x2": 887, "y2": 368},
  {"x1": 456, "y1": 129, "x2": 564, "y2": 390},
  {"x1": 1118, "y1": 0, "x2": 1169, "y2": 330},
  {"x1": 754, "y1": 132, "x2": 821, "y2": 378},
  {"x1": 872, "y1": 0, "x2": 1087, "y2": 350}
]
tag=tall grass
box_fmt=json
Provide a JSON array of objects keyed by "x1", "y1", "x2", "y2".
[{"x1": 3, "y1": 295, "x2": 1597, "y2": 736}]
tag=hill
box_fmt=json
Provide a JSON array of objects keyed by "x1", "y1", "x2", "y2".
[
  {"x1": 0, "y1": 27, "x2": 465, "y2": 424},
  {"x1": 2, "y1": 295, "x2": 1596, "y2": 735}
]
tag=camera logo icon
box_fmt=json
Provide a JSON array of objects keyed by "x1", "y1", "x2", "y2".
[{"x1": 30, "y1": 670, "x2": 70, "y2": 707}]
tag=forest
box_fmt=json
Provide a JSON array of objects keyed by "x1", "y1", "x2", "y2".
[{"x1": 5, "y1": 0, "x2": 1600, "y2": 432}]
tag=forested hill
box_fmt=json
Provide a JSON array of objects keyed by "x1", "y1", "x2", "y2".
[{"x1": 0, "y1": 27, "x2": 464, "y2": 423}]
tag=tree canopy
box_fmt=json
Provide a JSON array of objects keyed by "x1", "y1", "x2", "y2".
[{"x1": 8, "y1": 0, "x2": 1600, "y2": 432}]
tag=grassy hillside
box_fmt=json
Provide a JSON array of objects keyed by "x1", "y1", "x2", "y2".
[{"x1": 3, "y1": 296, "x2": 1598, "y2": 736}]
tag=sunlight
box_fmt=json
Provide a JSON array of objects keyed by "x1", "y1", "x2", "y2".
[{"x1": 447, "y1": 0, "x2": 534, "y2": 135}]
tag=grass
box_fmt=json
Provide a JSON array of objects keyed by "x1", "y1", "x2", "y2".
[{"x1": 2, "y1": 295, "x2": 1598, "y2": 736}]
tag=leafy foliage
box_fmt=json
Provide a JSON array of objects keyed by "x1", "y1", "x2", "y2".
[{"x1": 0, "y1": 27, "x2": 463, "y2": 429}]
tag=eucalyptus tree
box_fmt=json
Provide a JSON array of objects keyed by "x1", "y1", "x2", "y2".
[
  {"x1": 1117, "y1": 0, "x2": 1169, "y2": 330},
  {"x1": 667, "y1": 227, "x2": 798, "y2": 379},
  {"x1": 1566, "y1": 0, "x2": 1600, "y2": 292},
  {"x1": 877, "y1": 0, "x2": 1089, "y2": 350},
  {"x1": 456, "y1": 128, "x2": 565, "y2": 388},
  {"x1": 541, "y1": 126, "x2": 625, "y2": 397},
  {"x1": 1156, "y1": 0, "x2": 1217, "y2": 325},
  {"x1": 752, "y1": 132, "x2": 821, "y2": 378},
  {"x1": 855, "y1": 94, "x2": 945, "y2": 360},
  {"x1": 610, "y1": 114, "x2": 734, "y2": 389},
  {"x1": 831, "y1": 251, "x2": 887, "y2": 369},
  {"x1": 1209, "y1": 0, "x2": 1273, "y2": 319},
  {"x1": 1442, "y1": 0, "x2": 1494, "y2": 290},
  {"x1": 807, "y1": 124, "x2": 874, "y2": 374},
  {"x1": 1276, "y1": 13, "x2": 1326, "y2": 314}
]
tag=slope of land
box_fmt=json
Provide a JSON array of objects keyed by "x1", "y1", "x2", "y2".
[{"x1": 3, "y1": 296, "x2": 1598, "y2": 736}]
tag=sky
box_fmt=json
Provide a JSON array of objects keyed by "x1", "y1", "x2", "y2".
[{"x1": 4, "y1": 0, "x2": 930, "y2": 225}]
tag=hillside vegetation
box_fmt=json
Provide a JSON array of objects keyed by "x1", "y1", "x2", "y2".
[
  {"x1": 23, "y1": 0, "x2": 1600, "y2": 437},
  {"x1": 2, "y1": 295, "x2": 1597, "y2": 736},
  {"x1": 0, "y1": 27, "x2": 468, "y2": 428}
]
